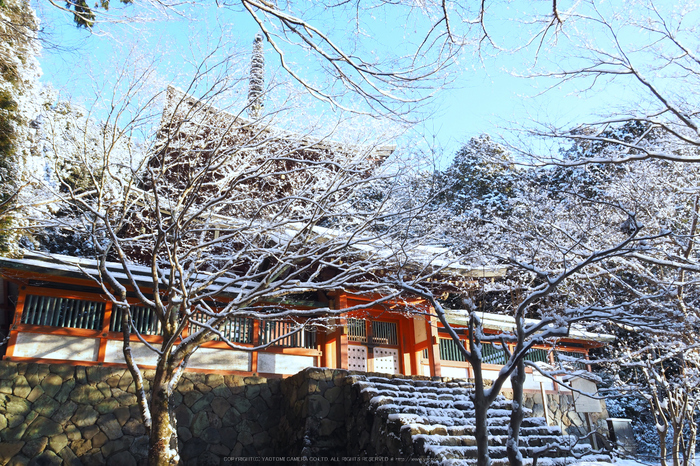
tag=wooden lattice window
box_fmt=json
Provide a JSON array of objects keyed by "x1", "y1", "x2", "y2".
[
  {"x1": 260, "y1": 320, "x2": 316, "y2": 349},
  {"x1": 439, "y1": 338, "x2": 467, "y2": 362},
  {"x1": 524, "y1": 347, "x2": 549, "y2": 364},
  {"x1": 482, "y1": 343, "x2": 509, "y2": 365},
  {"x1": 370, "y1": 321, "x2": 398, "y2": 346},
  {"x1": 347, "y1": 318, "x2": 398, "y2": 346},
  {"x1": 189, "y1": 312, "x2": 254, "y2": 344},
  {"x1": 110, "y1": 305, "x2": 162, "y2": 336},
  {"x1": 22, "y1": 295, "x2": 105, "y2": 331},
  {"x1": 347, "y1": 318, "x2": 367, "y2": 343}
]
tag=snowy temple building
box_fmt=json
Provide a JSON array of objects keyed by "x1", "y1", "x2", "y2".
[{"x1": 0, "y1": 252, "x2": 612, "y2": 394}]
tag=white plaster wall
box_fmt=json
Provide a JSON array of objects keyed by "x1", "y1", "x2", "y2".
[
  {"x1": 373, "y1": 347, "x2": 399, "y2": 374},
  {"x1": 104, "y1": 340, "x2": 159, "y2": 366},
  {"x1": 188, "y1": 348, "x2": 251, "y2": 372},
  {"x1": 441, "y1": 365, "x2": 469, "y2": 379},
  {"x1": 14, "y1": 333, "x2": 99, "y2": 361},
  {"x1": 257, "y1": 353, "x2": 315, "y2": 374},
  {"x1": 105, "y1": 341, "x2": 251, "y2": 371},
  {"x1": 348, "y1": 345, "x2": 367, "y2": 371}
]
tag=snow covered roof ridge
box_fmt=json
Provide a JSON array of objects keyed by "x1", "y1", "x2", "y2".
[
  {"x1": 0, "y1": 251, "x2": 257, "y2": 297},
  {"x1": 444, "y1": 308, "x2": 615, "y2": 344}
]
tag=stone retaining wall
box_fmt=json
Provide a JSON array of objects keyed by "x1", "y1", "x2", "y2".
[
  {"x1": 277, "y1": 368, "x2": 354, "y2": 457},
  {"x1": 0, "y1": 362, "x2": 290, "y2": 465},
  {"x1": 0, "y1": 361, "x2": 608, "y2": 465}
]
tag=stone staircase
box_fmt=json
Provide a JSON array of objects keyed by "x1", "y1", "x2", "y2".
[{"x1": 349, "y1": 374, "x2": 611, "y2": 465}]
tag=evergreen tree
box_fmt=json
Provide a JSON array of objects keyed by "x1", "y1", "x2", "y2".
[
  {"x1": 539, "y1": 121, "x2": 653, "y2": 201},
  {"x1": 62, "y1": 0, "x2": 133, "y2": 28},
  {"x1": 438, "y1": 134, "x2": 518, "y2": 218},
  {"x1": 0, "y1": 0, "x2": 41, "y2": 255}
]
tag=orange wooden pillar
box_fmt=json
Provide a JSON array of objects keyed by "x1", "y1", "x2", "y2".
[
  {"x1": 426, "y1": 317, "x2": 441, "y2": 378},
  {"x1": 4, "y1": 286, "x2": 27, "y2": 359},
  {"x1": 335, "y1": 292, "x2": 349, "y2": 370},
  {"x1": 406, "y1": 317, "x2": 417, "y2": 376},
  {"x1": 337, "y1": 318, "x2": 348, "y2": 370},
  {"x1": 320, "y1": 322, "x2": 343, "y2": 370},
  {"x1": 97, "y1": 302, "x2": 112, "y2": 363},
  {"x1": 251, "y1": 320, "x2": 260, "y2": 374},
  {"x1": 318, "y1": 329, "x2": 330, "y2": 368}
]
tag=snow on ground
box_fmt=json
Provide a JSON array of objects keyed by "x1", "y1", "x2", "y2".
[{"x1": 576, "y1": 459, "x2": 659, "y2": 466}]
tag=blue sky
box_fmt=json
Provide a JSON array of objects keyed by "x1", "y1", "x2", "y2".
[{"x1": 32, "y1": 1, "x2": 642, "y2": 165}]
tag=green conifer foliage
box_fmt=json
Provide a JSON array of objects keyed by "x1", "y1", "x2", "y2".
[
  {"x1": 439, "y1": 134, "x2": 517, "y2": 218},
  {"x1": 65, "y1": 0, "x2": 133, "y2": 28}
]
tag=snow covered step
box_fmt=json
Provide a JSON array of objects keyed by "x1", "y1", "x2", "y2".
[
  {"x1": 387, "y1": 395, "x2": 514, "y2": 415},
  {"x1": 423, "y1": 445, "x2": 596, "y2": 461},
  {"x1": 451, "y1": 397, "x2": 514, "y2": 410},
  {"x1": 422, "y1": 444, "x2": 511, "y2": 459},
  {"x1": 415, "y1": 432, "x2": 570, "y2": 449},
  {"x1": 516, "y1": 436, "x2": 571, "y2": 448},
  {"x1": 364, "y1": 376, "x2": 473, "y2": 394},
  {"x1": 522, "y1": 417, "x2": 548, "y2": 427},
  {"x1": 367, "y1": 376, "x2": 445, "y2": 389},
  {"x1": 376, "y1": 404, "x2": 471, "y2": 420},
  {"x1": 364, "y1": 384, "x2": 465, "y2": 400},
  {"x1": 520, "y1": 435, "x2": 578, "y2": 448},
  {"x1": 471, "y1": 454, "x2": 610, "y2": 466},
  {"x1": 423, "y1": 415, "x2": 475, "y2": 426},
  {"x1": 520, "y1": 425, "x2": 567, "y2": 437},
  {"x1": 368, "y1": 380, "x2": 416, "y2": 391},
  {"x1": 520, "y1": 441, "x2": 596, "y2": 458},
  {"x1": 352, "y1": 375, "x2": 612, "y2": 465},
  {"x1": 446, "y1": 425, "x2": 509, "y2": 436},
  {"x1": 445, "y1": 424, "x2": 539, "y2": 437},
  {"x1": 400, "y1": 423, "x2": 452, "y2": 436},
  {"x1": 392, "y1": 397, "x2": 463, "y2": 409},
  {"x1": 414, "y1": 385, "x2": 472, "y2": 395},
  {"x1": 574, "y1": 454, "x2": 612, "y2": 463},
  {"x1": 413, "y1": 387, "x2": 473, "y2": 398},
  {"x1": 482, "y1": 416, "x2": 513, "y2": 427},
  {"x1": 446, "y1": 381, "x2": 475, "y2": 388}
]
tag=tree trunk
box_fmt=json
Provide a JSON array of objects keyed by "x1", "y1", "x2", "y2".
[
  {"x1": 471, "y1": 365, "x2": 492, "y2": 466},
  {"x1": 683, "y1": 417, "x2": 697, "y2": 466},
  {"x1": 671, "y1": 423, "x2": 682, "y2": 466},
  {"x1": 507, "y1": 359, "x2": 526, "y2": 466},
  {"x1": 148, "y1": 376, "x2": 179, "y2": 466},
  {"x1": 658, "y1": 423, "x2": 669, "y2": 466}
]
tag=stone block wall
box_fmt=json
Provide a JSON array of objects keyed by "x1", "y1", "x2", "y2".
[
  {"x1": 0, "y1": 361, "x2": 609, "y2": 465},
  {"x1": 0, "y1": 362, "x2": 147, "y2": 466},
  {"x1": 0, "y1": 361, "x2": 289, "y2": 465},
  {"x1": 0, "y1": 362, "x2": 357, "y2": 465},
  {"x1": 343, "y1": 373, "x2": 441, "y2": 459},
  {"x1": 276, "y1": 368, "x2": 354, "y2": 458},
  {"x1": 172, "y1": 373, "x2": 283, "y2": 463}
]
